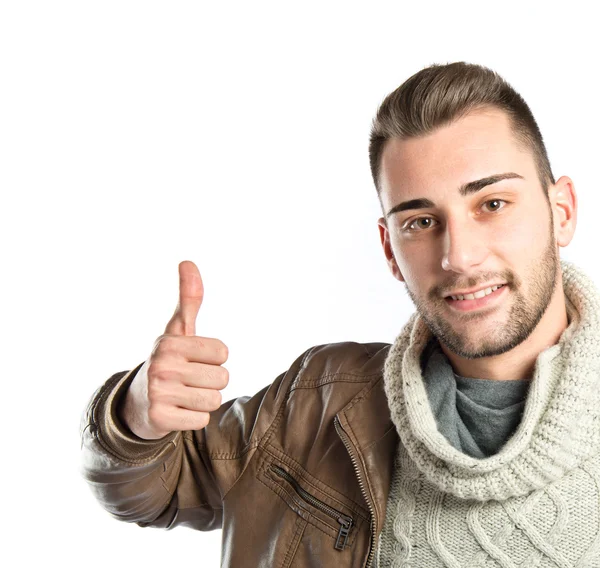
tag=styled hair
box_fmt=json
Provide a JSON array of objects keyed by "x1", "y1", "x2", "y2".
[{"x1": 369, "y1": 62, "x2": 555, "y2": 203}]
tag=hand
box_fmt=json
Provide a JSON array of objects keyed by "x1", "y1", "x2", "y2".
[{"x1": 120, "y1": 261, "x2": 229, "y2": 440}]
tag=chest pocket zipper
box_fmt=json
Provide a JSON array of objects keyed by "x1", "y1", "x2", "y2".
[{"x1": 270, "y1": 464, "x2": 354, "y2": 551}]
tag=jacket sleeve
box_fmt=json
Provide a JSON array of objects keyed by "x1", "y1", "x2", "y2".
[{"x1": 80, "y1": 350, "x2": 309, "y2": 531}]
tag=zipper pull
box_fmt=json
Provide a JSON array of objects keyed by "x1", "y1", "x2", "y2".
[{"x1": 335, "y1": 516, "x2": 353, "y2": 550}]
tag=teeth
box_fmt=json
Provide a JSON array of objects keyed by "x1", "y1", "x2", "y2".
[
  {"x1": 450, "y1": 284, "x2": 503, "y2": 301},
  {"x1": 473, "y1": 288, "x2": 490, "y2": 299}
]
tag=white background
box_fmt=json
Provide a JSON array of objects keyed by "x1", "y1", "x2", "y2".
[{"x1": 2, "y1": 1, "x2": 599, "y2": 566}]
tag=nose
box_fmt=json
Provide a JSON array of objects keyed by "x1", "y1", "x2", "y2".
[{"x1": 441, "y1": 217, "x2": 489, "y2": 273}]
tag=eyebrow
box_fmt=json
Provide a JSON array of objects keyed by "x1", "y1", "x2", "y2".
[{"x1": 385, "y1": 172, "x2": 525, "y2": 219}]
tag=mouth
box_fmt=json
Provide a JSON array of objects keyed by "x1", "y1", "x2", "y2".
[
  {"x1": 444, "y1": 283, "x2": 508, "y2": 312},
  {"x1": 445, "y1": 283, "x2": 506, "y2": 301}
]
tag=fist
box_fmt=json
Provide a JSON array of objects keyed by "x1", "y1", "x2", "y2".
[{"x1": 120, "y1": 261, "x2": 229, "y2": 440}]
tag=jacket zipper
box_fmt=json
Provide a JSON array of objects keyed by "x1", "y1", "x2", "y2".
[
  {"x1": 270, "y1": 464, "x2": 354, "y2": 550},
  {"x1": 334, "y1": 415, "x2": 376, "y2": 568}
]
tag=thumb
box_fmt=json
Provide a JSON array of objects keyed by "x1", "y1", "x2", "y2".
[{"x1": 164, "y1": 261, "x2": 204, "y2": 336}]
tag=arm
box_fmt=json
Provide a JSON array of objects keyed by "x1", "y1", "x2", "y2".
[{"x1": 80, "y1": 350, "x2": 306, "y2": 531}]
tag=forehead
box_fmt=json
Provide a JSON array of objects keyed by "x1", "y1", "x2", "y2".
[{"x1": 379, "y1": 108, "x2": 536, "y2": 204}]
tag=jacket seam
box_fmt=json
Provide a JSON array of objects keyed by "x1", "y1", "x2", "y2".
[
  {"x1": 260, "y1": 350, "x2": 382, "y2": 450},
  {"x1": 342, "y1": 374, "x2": 384, "y2": 412},
  {"x1": 260, "y1": 347, "x2": 316, "y2": 448},
  {"x1": 280, "y1": 516, "x2": 306, "y2": 568},
  {"x1": 343, "y1": 413, "x2": 379, "y2": 527},
  {"x1": 92, "y1": 426, "x2": 180, "y2": 467},
  {"x1": 175, "y1": 504, "x2": 224, "y2": 512},
  {"x1": 219, "y1": 347, "x2": 315, "y2": 500},
  {"x1": 194, "y1": 439, "x2": 261, "y2": 460},
  {"x1": 363, "y1": 423, "x2": 397, "y2": 451},
  {"x1": 291, "y1": 371, "x2": 382, "y2": 391}
]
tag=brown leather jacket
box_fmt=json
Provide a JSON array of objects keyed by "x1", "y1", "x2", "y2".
[{"x1": 80, "y1": 341, "x2": 397, "y2": 567}]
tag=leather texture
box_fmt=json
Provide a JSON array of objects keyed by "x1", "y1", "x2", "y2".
[{"x1": 80, "y1": 341, "x2": 396, "y2": 567}]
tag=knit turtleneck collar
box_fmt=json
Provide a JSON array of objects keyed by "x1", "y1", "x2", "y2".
[{"x1": 383, "y1": 261, "x2": 600, "y2": 501}]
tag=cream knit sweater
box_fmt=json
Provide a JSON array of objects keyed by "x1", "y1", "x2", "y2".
[{"x1": 378, "y1": 261, "x2": 600, "y2": 568}]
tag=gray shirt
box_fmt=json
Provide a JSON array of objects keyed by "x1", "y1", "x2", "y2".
[{"x1": 421, "y1": 340, "x2": 531, "y2": 458}]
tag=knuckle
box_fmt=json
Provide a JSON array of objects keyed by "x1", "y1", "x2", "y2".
[
  {"x1": 196, "y1": 364, "x2": 217, "y2": 388},
  {"x1": 151, "y1": 335, "x2": 167, "y2": 355},
  {"x1": 218, "y1": 341, "x2": 229, "y2": 361},
  {"x1": 211, "y1": 389, "x2": 222, "y2": 409},
  {"x1": 181, "y1": 411, "x2": 210, "y2": 431},
  {"x1": 147, "y1": 379, "x2": 160, "y2": 400},
  {"x1": 147, "y1": 364, "x2": 161, "y2": 384},
  {"x1": 219, "y1": 366, "x2": 230, "y2": 388},
  {"x1": 154, "y1": 335, "x2": 178, "y2": 356},
  {"x1": 178, "y1": 413, "x2": 193, "y2": 429},
  {"x1": 147, "y1": 404, "x2": 164, "y2": 426},
  {"x1": 148, "y1": 363, "x2": 177, "y2": 383},
  {"x1": 191, "y1": 391, "x2": 206, "y2": 411},
  {"x1": 147, "y1": 377, "x2": 168, "y2": 401},
  {"x1": 191, "y1": 389, "x2": 221, "y2": 412},
  {"x1": 205, "y1": 365, "x2": 223, "y2": 386},
  {"x1": 197, "y1": 412, "x2": 210, "y2": 430},
  {"x1": 146, "y1": 362, "x2": 158, "y2": 380},
  {"x1": 150, "y1": 337, "x2": 162, "y2": 356}
]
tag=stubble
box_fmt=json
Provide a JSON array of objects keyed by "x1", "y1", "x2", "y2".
[{"x1": 405, "y1": 219, "x2": 559, "y2": 359}]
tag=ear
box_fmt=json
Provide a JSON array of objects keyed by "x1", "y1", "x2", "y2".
[
  {"x1": 377, "y1": 217, "x2": 405, "y2": 282},
  {"x1": 548, "y1": 176, "x2": 577, "y2": 247}
]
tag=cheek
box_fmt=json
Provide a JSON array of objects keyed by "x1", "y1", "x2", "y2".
[
  {"x1": 489, "y1": 207, "x2": 552, "y2": 258},
  {"x1": 394, "y1": 244, "x2": 438, "y2": 291}
]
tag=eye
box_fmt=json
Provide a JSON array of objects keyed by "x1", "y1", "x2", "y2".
[
  {"x1": 481, "y1": 199, "x2": 507, "y2": 213},
  {"x1": 406, "y1": 217, "x2": 438, "y2": 232}
]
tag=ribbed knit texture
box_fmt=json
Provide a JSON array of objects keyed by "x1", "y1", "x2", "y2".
[{"x1": 377, "y1": 261, "x2": 600, "y2": 567}]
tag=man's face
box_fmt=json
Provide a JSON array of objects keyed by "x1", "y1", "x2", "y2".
[{"x1": 377, "y1": 107, "x2": 560, "y2": 359}]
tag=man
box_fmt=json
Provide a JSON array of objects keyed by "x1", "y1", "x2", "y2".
[{"x1": 81, "y1": 62, "x2": 599, "y2": 567}]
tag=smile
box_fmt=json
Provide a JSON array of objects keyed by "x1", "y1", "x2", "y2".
[
  {"x1": 447, "y1": 284, "x2": 505, "y2": 301},
  {"x1": 444, "y1": 284, "x2": 507, "y2": 312}
]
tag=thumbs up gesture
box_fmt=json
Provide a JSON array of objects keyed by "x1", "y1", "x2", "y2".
[{"x1": 120, "y1": 261, "x2": 229, "y2": 440}]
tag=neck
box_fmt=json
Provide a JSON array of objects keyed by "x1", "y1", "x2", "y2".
[{"x1": 439, "y1": 272, "x2": 569, "y2": 381}]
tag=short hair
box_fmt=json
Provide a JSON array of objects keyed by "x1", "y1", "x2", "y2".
[{"x1": 369, "y1": 62, "x2": 555, "y2": 204}]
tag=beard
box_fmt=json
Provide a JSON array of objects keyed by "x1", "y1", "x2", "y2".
[{"x1": 404, "y1": 218, "x2": 559, "y2": 360}]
